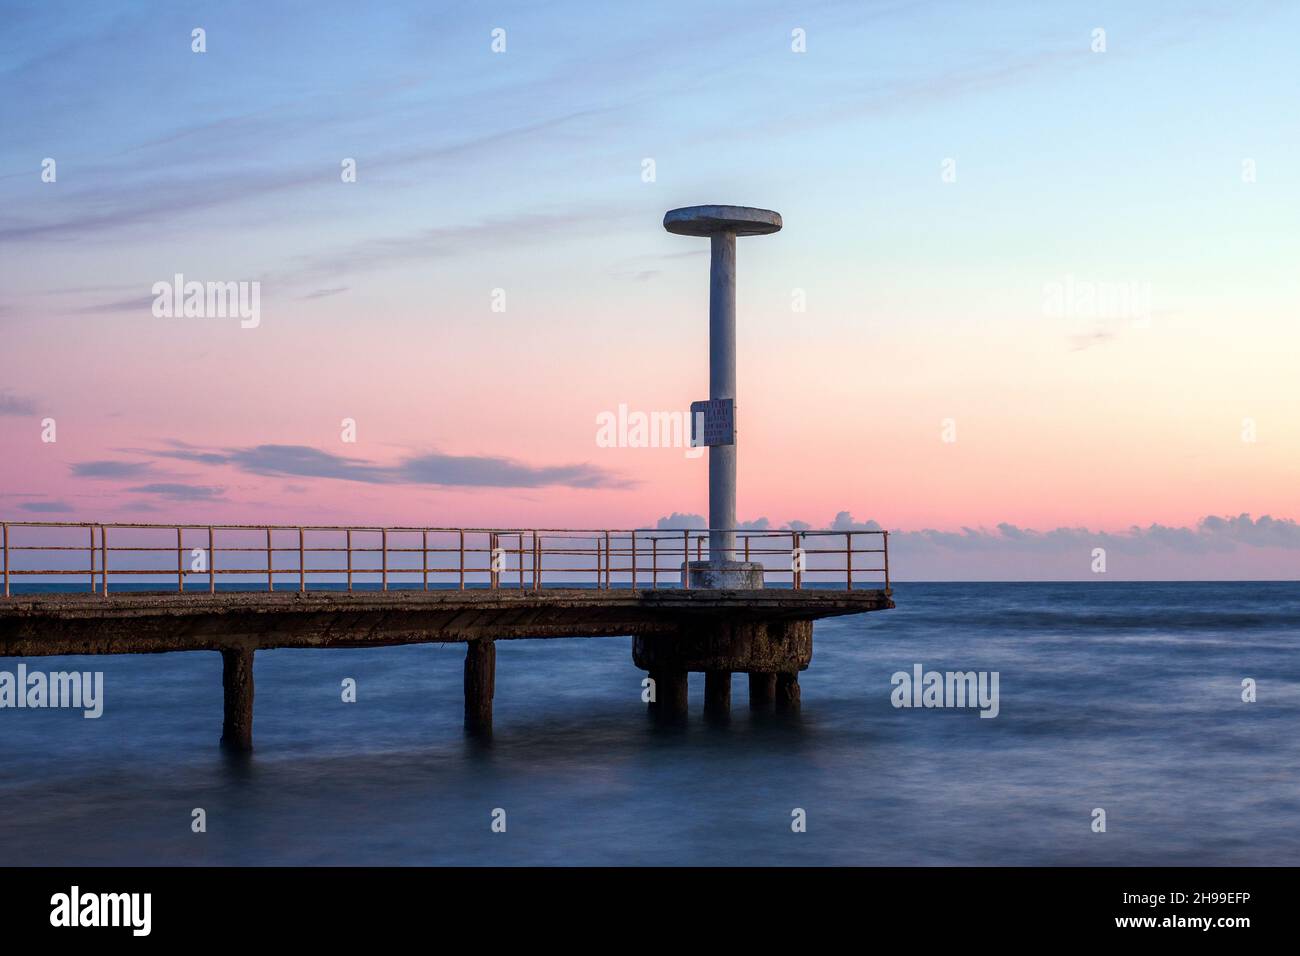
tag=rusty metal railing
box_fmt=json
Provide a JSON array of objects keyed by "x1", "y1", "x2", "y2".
[{"x1": 0, "y1": 522, "x2": 889, "y2": 596}]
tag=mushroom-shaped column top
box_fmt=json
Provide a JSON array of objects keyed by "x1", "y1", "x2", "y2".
[{"x1": 663, "y1": 205, "x2": 782, "y2": 237}]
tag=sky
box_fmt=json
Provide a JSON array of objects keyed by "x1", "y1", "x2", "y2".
[{"x1": 1, "y1": 0, "x2": 1297, "y2": 579}]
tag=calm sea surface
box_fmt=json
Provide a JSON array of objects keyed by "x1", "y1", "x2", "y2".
[{"x1": 2, "y1": 582, "x2": 1297, "y2": 865}]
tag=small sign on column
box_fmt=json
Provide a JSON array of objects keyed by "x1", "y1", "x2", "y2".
[{"x1": 690, "y1": 399, "x2": 735, "y2": 447}]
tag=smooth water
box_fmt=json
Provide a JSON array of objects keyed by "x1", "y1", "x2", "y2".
[{"x1": 2, "y1": 582, "x2": 1297, "y2": 866}]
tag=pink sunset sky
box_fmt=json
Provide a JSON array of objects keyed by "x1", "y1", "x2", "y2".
[{"x1": 2, "y1": 1, "x2": 1297, "y2": 579}]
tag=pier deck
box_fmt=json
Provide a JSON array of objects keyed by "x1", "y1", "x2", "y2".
[{"x1": 0, "y1": 587, "x2": 891, "y2": 655}]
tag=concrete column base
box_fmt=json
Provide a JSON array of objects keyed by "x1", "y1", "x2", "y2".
[
  {"x1": 464, "y1": 639, "x2": 495, "y2": 735},
  {"x1": 704, "y1": 670, "x2": 731, "y2": 718},
  {"x1": 633, "y1": 619, "x2": 812, "y2": 674},
  {"x1": 220, "y1": 646, "x2": 255, "y2": 751},
  {"x1": 649, "y1": 670, "x2": 688, "y2": 721},
  {"x1": 681, "y1": 561, "x2": 764, "y2": 589},
  {"x1": 749, "y1": 672, "x2": 777, "y2": 710},
  {"x1": 775, "y1": 672, "x2": 801, "y2": 712}
]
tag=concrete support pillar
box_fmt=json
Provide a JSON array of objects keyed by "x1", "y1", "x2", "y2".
[
  {"x1": 776, "y1": 672, "x2": 801, "y2": 712},
  {"x1": 704, "y1": 670, "x2": 731, "y2": 717},
  {"x1": 464, "y1": 639, "x2": 495, "y2": 735},
  {"x1": 220, "y1": 646, "x2": 255, "y2": 752},
  {"x1": 649, "y1": 670, "x2": 688, "y2": 721},
  {"x1": 749, "y1": 672, "x2": 777, "y2": 709}
]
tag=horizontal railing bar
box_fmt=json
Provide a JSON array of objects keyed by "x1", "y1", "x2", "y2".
[{"x1": 0, "y1": 520, "x2": 880, "y2": 536}]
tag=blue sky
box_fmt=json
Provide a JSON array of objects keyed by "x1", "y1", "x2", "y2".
[
  {"x1": 6, "y1": 0, "x2": 1297, "y2": 294},
  {"x1": 2, "y1": 0, "x2": 1298, "y2": 578}
]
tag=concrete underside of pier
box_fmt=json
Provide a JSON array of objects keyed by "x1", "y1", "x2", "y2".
[
  {"x1": 0, "y1": 588, "x2": 890, "y2": 655},
  {"x1": 0, "y1": 588, "x2": 892, "y2": 747}
]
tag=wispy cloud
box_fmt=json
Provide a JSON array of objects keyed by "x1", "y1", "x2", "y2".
[
  {"x1": 0, "y1": 390, "x2": 37, "y2": 416},
  {"x1": 2, "y1": 104, "x2": 625, "y2": 249},
  {"x1": 150, "y1": 442, "x2": 632, "y2": 490},
  {"x1": 125, "y1": 482, "x2": 225, "y2": 501},
  {"x1": 18, "y1": 501, "x2": 75, "y2": 513},
  {"x1": 70, "y1": 460, "x2": 154, "y2": 479},
  {"x1": 265, "y1": 205, "x2": 636, "y2": 289},
  {"x1": 1068, "y1": 329, "x2": 1119, "y2": 351}
]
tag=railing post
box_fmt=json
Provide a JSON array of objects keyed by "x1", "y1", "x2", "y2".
[
  {"x1": 846, "y1": 531, "x2": 853, "y2": 591},
  {"x1": 346, "y1": 529, "x2": 353, "y2": 592},
  {"x1": 490, "y1": 532, "x2": 498, "y2": 590},
  {"x1": 299, "y1": 527, "x2": 306, "y2": 593},
  {"x1": 883, "y1": 530, "x2": 891, "y2": 593},
  {"x1": 652, "y1": 536, "x2": 658, "y2": 589},
  {"x1": 177, "y1": 526, "x2": 184, "y2": 593},
  {"x1": 2, "y1": 522, "x2": 8, "y2": 598},
  {"x1": 683, "y1": 530, "x2": 690, "y2": 589},
  {"x1": 88, "y1": 526, "x2": 96, "y2": 594},
  {"x1": 382, "y1": 528, "x2": 388, "y2": 592},
  {"x1": 793, "y1": 531, "x2": 801, "y2": 590},
  {"x1": 518, "y1": 532, "x2": 525, "y2": 590},
  {"x1": 101, "y1": 525, "x2": 108, "y2": 596},
  {"x1": 604, "y1": 531, "x2": 611, "y2": 589},
  {"x1": 533, "y1": 531, "x2": 540, "y2": 590},
  {"x1": 266, "y1": 527, "x2": 273, "y2": 592},
  {"x1": 208, "y1": 526, "x2": 215, "y2": 594},
  {"x1": 459, "y1": 530, "x2": 465, "y2": 590},
  {"x1": 422, "y1": 530, "x2": 429, "y2": 591},
  {"x1": 631, "y1": 530, "x2": 637, "y2": 590}
]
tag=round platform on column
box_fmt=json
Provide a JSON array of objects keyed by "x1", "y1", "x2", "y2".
[{"x1": 663, "y1": 206, "x2": 782, "y2": 237}]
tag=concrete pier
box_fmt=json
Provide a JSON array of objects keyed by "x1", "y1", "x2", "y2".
[
  {"x1": 1, "y1": 587, "x2": 891, "y2": 747},
  {"x1": 220, "y1": 646, "x2": 255, "y2": 752}
]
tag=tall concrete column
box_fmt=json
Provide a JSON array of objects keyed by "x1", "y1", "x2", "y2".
[
  {"x1": 709, "y1": 232, "x2": 737, "y2": 562},
  {"x1": 664, "y1": 205, "x2": 781, "y2": 584},
  {"x1": 220, "y1": 646, "x2": 254, "y2": 751}
]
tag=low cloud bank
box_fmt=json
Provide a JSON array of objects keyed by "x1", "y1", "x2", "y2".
[{"x1": 652, "y1": 511, "x2": 1300, "y2": 579}]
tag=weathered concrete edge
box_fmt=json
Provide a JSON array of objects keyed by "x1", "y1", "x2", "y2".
[{"x1": 0, "y1": 589, "x2": 892, "y2": 656}]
